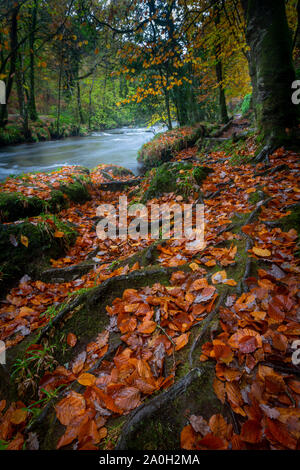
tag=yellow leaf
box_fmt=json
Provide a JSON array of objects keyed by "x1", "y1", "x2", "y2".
[
  {"x1": 189, "y1": 262, "x2": 201, "y2": 272},
  {"x1": 20, "y1": 235, "x2": 29, "y2": 248},
  {"x1": 252, "y1": 247, "x2": 271, "y2": 257},
  {"x1": 77, "y1": 373, "x2": 96, "y2": 386}
]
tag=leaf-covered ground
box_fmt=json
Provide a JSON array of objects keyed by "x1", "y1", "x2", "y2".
[{"x1": 0, "y1": 145, "x2": 299, "y2": 450}]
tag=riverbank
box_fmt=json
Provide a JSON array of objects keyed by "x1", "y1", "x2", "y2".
[
  {"x1": 0, "y1": 126, "x2": 155, "y2": 181},
  {"x1": 0, "y1": 115, "x2": 153, "y2": 148}
]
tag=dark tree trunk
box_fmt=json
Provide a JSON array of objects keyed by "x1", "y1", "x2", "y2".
[
  {"x1": 29, "y1": 0, "x2": 38, "y2": 121},
  {"x1": 241, "y1": 0, "x2": 297, "y2": 145},
  {"x1": 0, "y1": 6, "x2": 19, "y2": 128},
  {"x1": 164, "y1": 89, "x2": 172, "y2": 130},
  {"x1": 214, "y1": 5, "x2": 229, "y2": 124},
  {"x1": 215, "y1": 60, "x2": 229, "y2": 124},
  {"x1": 15, "y1": 54, "x2": 30, "y2": 138},
  {"x1": 88, "y1": 74, "x2": 95, "y2": 131}
]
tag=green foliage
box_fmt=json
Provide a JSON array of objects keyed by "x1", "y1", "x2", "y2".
[
  {"x1": 0, "y1": 126, "x2": 23, "y2": 145},
  {"x1": 241, "y1": 93, "x2": 252, "y2": 115}
]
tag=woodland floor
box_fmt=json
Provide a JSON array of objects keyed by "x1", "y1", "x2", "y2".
[{"x1": 0, "y1": 140, "x2": 299, "y2": 450}]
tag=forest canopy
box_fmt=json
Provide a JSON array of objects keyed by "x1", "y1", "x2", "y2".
[{"x1": 0, "y1": 0, "x2": 298, "y2": 145}]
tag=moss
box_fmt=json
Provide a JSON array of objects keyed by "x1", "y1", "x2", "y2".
[
  {"x1": 59, "y1": 178, "x2": 91, "y2": 203},
  {"x1": 0, "y1": 192, "x2": 46, "y2": 222},
  {"x1": 124, "y1": 363, "x2": 224, "y2": 450},
  {"x1": 193, "y1": 166, "x2": 214, "y2": 185},
  {"x1": 0, "y1": 217, "x2": 77, "y2": 292},
  {"x1": 138, "y1": 125, "x2": 204, "y2": 170},
  {"x1": 278, "y1": 205, "x2": 300, "y2": 234},
  {"x1": 248, "y1": 190, "x2": 265, "y2": 205},
  {"x1": 0, "y1": 171, "x2": 92, "y2": 222},
  {"x1": 141, "y1": 162, "x2": 199, "y2": 203}
]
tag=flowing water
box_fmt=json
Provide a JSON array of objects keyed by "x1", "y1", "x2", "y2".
[{"x1": 0, "y1": 127, "x2": 158, "y2": 181}]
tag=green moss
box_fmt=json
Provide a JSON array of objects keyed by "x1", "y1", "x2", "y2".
[
  {"x1": 0, "y1": 171, "x2": 92, "y2": 222},
  {"x1": 0, "y1": 192, "x2": 46, "y2": 222},
  {"x1": 124, "y1": 363, "x2": 223, "y2": 450},
  {"x1": 138, "y1": 125, "x2": 204, "y2": 170},
  {"x1": 278, "y1": 205, "x2": 300, "y2": 233},
  {"x1": 141, "y1": 162, "x2": 200, "y2": 203},
  {"x1": 59, "y1": 178, "x2": 91, "y2": 203},
  {"x1": 193, "y1": 166, "x2": 214, "y2": 185},
  {"x1": 0, "y1": 216, "x2": 77, "y2": 292}
]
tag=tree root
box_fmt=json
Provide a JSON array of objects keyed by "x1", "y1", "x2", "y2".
[
  {"x1": 40, "y1": 262, "x2": 98, "y2": 283},
  {"x1": 98, "y1": 178, "x2": 141, "y2": 191},
  {"x1": 188, "y1": 290, "x2": 227, "y2": 368},
  {"x1": 115, "y1": 368, "x2": 203, "y2": 450}
]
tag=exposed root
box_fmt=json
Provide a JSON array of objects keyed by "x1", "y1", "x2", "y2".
[
  {"x1": 188, "y1": 291, "x2": 227, "y2": 368},
  {"x1": 115, "y1": 368, "x2": 202, "y2": 450}
]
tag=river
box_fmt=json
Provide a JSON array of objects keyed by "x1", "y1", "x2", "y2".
[{"x1": 0, "y1": 127, "x2": 158, "y2": 181}]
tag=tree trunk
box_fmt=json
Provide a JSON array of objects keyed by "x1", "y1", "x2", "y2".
[
  {"x1": 241, "y1": 0, "x2": 297, "y2": 145},
  {"x1": 214, "y1": 5, "x2": 229, "y2": 124},
  {"x1": 88, "y1": 73, "x2": 96, "y2": 130},
  {"x1": 215, "y1": 60, "x2": 229, "y2": 124},
  {"x1": 0, "y1": 6, "x2": 19, "y2": 127},
  {"x1": 77, "y1": 81, "x2": 84, "y2": 125},
  {"x1": 28, "y1": 0, "x2": 38, "y2": 121},
  {"x1": 56, "y1": 56, "x2": 63, "y2": 136},
  {"x1": 15, "y1": 54, "x2": 29, "y2": 138}
]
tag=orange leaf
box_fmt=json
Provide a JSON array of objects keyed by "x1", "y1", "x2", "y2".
[
  {"x1": 174, "y1": 333, "x2": 190, "y2": 351},
  {"x1": 10, "y1": 408, "x2": 28, "y2": 425},
  {"x1": 67, "y1": 333, "x2": 77, "y2": 348},
  {"x1": 240, "y1": 420, "x2": 262, "y2": 444},
  {"x1": 55, "y1": 391, "x2": 86, "y2": 426},
  {"x1": 181, "y1": 425, "x2": 197, "y2": 450},
  {"x1": 77, "y1": 373, "x2": 96, "y2": 386},
  {"x1": 54, "y1": 231, "x2": 65, "y2": 238}
]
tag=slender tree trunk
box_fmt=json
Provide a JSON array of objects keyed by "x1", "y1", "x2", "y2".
[
  {"x1": 29, "y1": 0, "x2": 38, "y2": 121},
  {"x1": 164, "y1": 89, "x2": 172, "y2": 130},
  {"x1": 88, "y1": 74, "x2": 96, "y2": 130},
  {"x1": 0, "y1": 6, "x2": 19, "y2": 128},
  {"x1": 15, "y1": 54, "x2": 29, "y2": 138},
  {"x1": 214, "y1": 6, "x2": 229, "y2": 124},
  {"x1": 241, "y1": 0, "x2": 297, "y2": 145},
  {"x1": 77, "y1": 81, "x2": 84, "y2": 125},
  {"x1": 56, "y1": 55, "x2": 63, "y2": 136}
]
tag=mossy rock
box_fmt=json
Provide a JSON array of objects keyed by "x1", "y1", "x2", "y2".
[
  {"x1": 141, "y1": 162, "x2": 212, "y2": 203},
  {"x1": 0, "y1": 217, "x2": 77, "y2": 293},
  {"x1": 0, "y1": 192, "x2": 46, "y2": 222},
  {"x1": 58, "y1": 177, "x2": 91, "y2": 204},
  {"x1": 138, "y1": 125, "x2": 205, "y2": 170},
  {"x1": 192, "y1": 166, "x2": 214, "y2": 185},
  {"x1": 0, "y1": 172, "x2": 92, "y2": 222}
]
